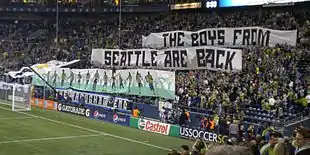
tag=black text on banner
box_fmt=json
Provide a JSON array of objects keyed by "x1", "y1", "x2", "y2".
[
  {"x1": 91, "y1": 46, "x2": 242, "y2": 72},
  {"x1": 142, "y1": 27, "x2": 297, "y2": 48}
]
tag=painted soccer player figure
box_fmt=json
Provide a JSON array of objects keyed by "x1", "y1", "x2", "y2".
[
  {"x1": 85, "y1": 70, "x2": 90, "y2": 89},
  {"x1": 145, "y1": 71, "x2": 155, "y2": 94},
  {"x1": 135, "y1": 71, "x2": 143, "y2": 94},
  {"x1": 93, "y1": 70, "x2": 99, "y2": 91},
  {"x1": 77, "y1": 72, "x2": 82, "y2": 88},
  {"x1": 52, "y1": 70, "x2": 58, "y2": 87},
  {"x1": 68, "y1": 70, "x2": 74, "y2": 87},
  {"x1": 102, "y1": 71, "x2": 108, "y2": 91},
  {"x1": 119, "y1": 74, "x2": 124, "y2": 89},
  {"x1": 46, "y1": 71, "x2": 51, "y2": 83},
  {"x1": 126, "y1": 72, "x2": 132, "y2": 92},
  {"x1": 42, "y1": 71, "x2": 50, "y2": 85},
  {"x1": 111, "y1": 72, "x2": 116, "y2": 90},
  {"x1": 61, "y1": 69, "x2": 66, "y2": 87}
]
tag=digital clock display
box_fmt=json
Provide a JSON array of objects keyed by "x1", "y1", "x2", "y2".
[
  {"x1": 216, "y1": 0, "x2": 309, "y2": 7},
  {"x1": 205, "y1": 0, "x2": 218, "y2": 8}
]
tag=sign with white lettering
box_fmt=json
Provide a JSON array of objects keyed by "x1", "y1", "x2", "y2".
[
  {"x1": 138, "y1": 118, "x2": 171, "y2": 135},
  {"x1": 130, "y1": 117, "x2": 180, "y2": 137},
  {"x1": 57, "y1": 88, "x2": 131, "y2": 111},
  {"x1": 91, "y1": 46, "x2": 242, "y2": 72},
  {"x1": 142, "y1": 27, "x2": 297, "y2": 48},
  {"x1": 179, "y1": 127, "x2": 228, "y2": 143},
  {"x1": 57, "y1": 103, "x2": 90, "y2": 117},
  {"x1": 89, "y1": 108, "x2": 130, "y2": 127}
]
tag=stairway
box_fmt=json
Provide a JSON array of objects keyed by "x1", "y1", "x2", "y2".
[{"x1": 298, "y1": 51, "x2": 310, "y2": 90}]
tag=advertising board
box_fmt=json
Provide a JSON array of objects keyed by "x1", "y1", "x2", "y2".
[
  {"x1": 170, "y1": 2, "x2": 202, "y2": 10},
  {"x1": 130, "y1": 117, "x2": 179, "y2": 137},
  {"x1": 31, "y1": 98, "x2": 58, "y2": 111},
  {"x1": 89, "y1": 108, "x2": 130, "y2": 127},
  {"x1": 179, "y1": 127, "x2": 228, "y2": 143},
  {"x1": 57, "y1": 103, "x2": 90, "y2": 117}
]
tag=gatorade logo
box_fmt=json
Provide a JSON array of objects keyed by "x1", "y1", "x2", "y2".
[
  {"x1": 57, "y1": 103, "x2": 86, "y2": 116},
  {"x1": 85, "y1": 109, "x2": 90, "y2": 117},
  {"x1": 57, "y1": 103, "x2": 62, "y2": 111}
]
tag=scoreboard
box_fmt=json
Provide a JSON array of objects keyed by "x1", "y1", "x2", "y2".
[
  {"x1": 204, "y1": 0, "x2": 310, "y2": 8},
  {"x1": 205, "y1": 0, "x2": 218, "y2": 8},
  {"x1": 205, "y1": 0, "x2": 310, "y2": 8}
]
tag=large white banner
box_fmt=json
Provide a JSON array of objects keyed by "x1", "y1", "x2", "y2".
[
  {"x1": 32, "y1": 68, "x2": 175, "y2": 99},
  {"x1": 91, "y1": 46, "x2": 242, "y2": 72},
  {"x1": 142, "y1": 27, "x2": 297, "y2": 48},
  {"x1": 7, "y1": 59, "x2": 80, "y2": 78}
]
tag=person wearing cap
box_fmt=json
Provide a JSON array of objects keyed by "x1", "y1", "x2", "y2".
[{"x1": 295, "y1": 127, "x2": 310, "y2": 155}]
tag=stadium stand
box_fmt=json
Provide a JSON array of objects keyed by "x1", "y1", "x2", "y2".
[{"x1": 0, "y1": 0, "x2": 309, "y2": 154}]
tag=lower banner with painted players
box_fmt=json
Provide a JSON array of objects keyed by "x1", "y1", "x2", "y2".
[{"x1": 32, "y1": 69, "x2": 175, "y2": 99}]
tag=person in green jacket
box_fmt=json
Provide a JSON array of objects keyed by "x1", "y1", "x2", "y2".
[{"x1": 260, "y1": 132, "x2": 282, "y2": 155}]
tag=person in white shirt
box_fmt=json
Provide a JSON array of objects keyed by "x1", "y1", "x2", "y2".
[
  {"x1": 159, "y1": 106, "x2": 167, "y2": 123},
  {"x1": 306, "y1": 94, "x2": 310, "y2": 104}
]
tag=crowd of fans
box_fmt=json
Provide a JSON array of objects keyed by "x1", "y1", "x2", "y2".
[
  {"x1": 0, "y1": 1, "x2": 309, "y2": 154},
  {"x1": 168, "y1": 126, "x2": 310, "y2": 155}
]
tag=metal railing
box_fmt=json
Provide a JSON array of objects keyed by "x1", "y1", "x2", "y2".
[{"x1": 173, "y1": 103, "x2": 307, "y2": 128}]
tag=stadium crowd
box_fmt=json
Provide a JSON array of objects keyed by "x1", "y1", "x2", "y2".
[
  {"x1": 168, "y1": 126, "x2": 310, "y2": 155},
  {"x1": 0, "y1": 1, "x2": 310, "y2": 155}
]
